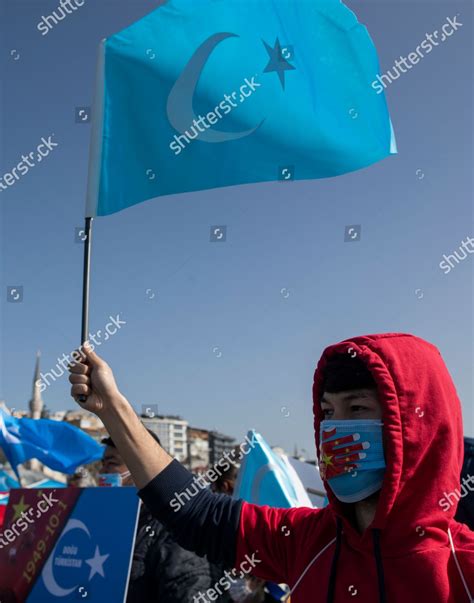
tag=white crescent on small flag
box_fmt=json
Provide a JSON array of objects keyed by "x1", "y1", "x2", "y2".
[{"x1": 0, "y1": 411, "x2": 21, "y2": 445}]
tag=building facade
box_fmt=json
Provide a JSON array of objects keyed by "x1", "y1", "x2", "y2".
[
  {"x1": 209, "y1": 431, "x2": 237, "y2": 466},
  {"x1": 187, "y1": 427, "x2": 210, "y2": 471},
  {"x1": 63, "y1": 410, "x2": 107, "y2": 443},
  {"x1": 141, "y1": 415, "x2": 188, "y2": 463}
]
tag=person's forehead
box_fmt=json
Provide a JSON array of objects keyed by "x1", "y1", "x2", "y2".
[{"x1": 321, "y1": 389, "x2": 378, "y2": 403}]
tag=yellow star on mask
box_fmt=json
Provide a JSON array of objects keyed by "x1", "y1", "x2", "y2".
[
  {"x1": 12, "y1": 496, "x2": 30, "y2": 521},
  {"x1": 321, "y1": 452, "x2": 334, "y2": 467}
]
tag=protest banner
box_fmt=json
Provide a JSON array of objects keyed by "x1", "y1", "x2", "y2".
[{"x1": 0, "y1": 488, "x2": 140, "y2": 602}]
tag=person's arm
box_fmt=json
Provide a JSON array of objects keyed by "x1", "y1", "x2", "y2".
[
  {"x1": 68, "y1": 344, "x2": 310, "y2": 585},
  {"x1": 68, "y1": 344, "x2": 241, "y2": 567},
  {"x1": 69, "y1": 344, "x2": 173, "y2": 489}
]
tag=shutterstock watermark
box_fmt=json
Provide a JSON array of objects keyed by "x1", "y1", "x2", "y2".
[
  {"x1": 169, "y1": 433, "x2": 258, "y2": 512},
  {"x1": 0, "y1": 135, "x2": 59, "y2": 193},
  {"x1": 438, "y1": 474, "x2": 474, "y2": 512},
  {"x1": 36, "y1": 314, "x2": 126, "y2": 392},
  {"x1": 37, "y1": 0, "x2": 85, "y2": 36},
  {"x1": 372, "y1": 15, "x2": 463, "y2": 94},
  {"x1": 0, "y1": 492, "x2": 59, "y2": 550},
  {"x1": 193, "y1": 552, "x2": 261, "y2": 602},
  {"x1": 439, "y1": 235, "x2": 474, "y2": 274},
  {"x1": 169, "y1": 76, "x2": 262, "y2": 156}
]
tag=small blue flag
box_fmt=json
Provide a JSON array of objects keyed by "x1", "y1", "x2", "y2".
[
  {"x1": 0, "y1": 410, "x2": 104, "y2": 479},
  {"x1": 86, "y1": 0, "x2": 396, "y2": 216},
  {"x1": 0, "y1": 468, "x2": 19, "y2": 491}
]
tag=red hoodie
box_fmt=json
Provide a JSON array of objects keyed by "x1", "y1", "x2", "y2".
[{"x1": 235, "y1": 333, "x2": 474, "y2": 602}]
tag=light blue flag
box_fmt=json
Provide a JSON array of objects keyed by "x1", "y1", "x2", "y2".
[
  {"x1": 0, "y1": 469, "x2": 19, "y2": 491},
  {"x1": 234, "y1": 430, "x2": 313, "y2": 508},
  {"x1": 86, "y1": 0, "x2": 396, "y2": 216},
  {"x1": 0, "y1": 410, "x2": 104, "y2": 479}
]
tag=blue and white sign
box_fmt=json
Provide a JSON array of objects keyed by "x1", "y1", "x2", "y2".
[{"x1": 28, "y1": 488, "x2": 140, "y2": 602}]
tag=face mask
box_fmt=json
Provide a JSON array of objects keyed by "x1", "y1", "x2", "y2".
[
  {"x1": 98, "y1": 470, "x2": 131, "y2": 487},
  {"x1": 319, "y1": 419, "x2": 385, "y2": 503}
]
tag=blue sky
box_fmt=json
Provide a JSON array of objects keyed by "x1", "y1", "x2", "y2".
[{"x1": 1, "y1": 0, "x2": 472, "y2": 457}]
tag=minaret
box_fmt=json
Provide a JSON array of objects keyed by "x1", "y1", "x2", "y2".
[{"x1": 29, "y1": 351, "x2": 44, "y2": 420}]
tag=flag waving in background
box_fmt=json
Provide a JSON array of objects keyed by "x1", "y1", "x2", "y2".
[
  {"x1": 86, "y1": 0, "x2": 397, "y2": 217},
  {"x1": 234, "y1": 430, "x2": 313, "y2": 508},
  {"x1": 0, "y1": 410, "x2": 104, "y2": 480}
]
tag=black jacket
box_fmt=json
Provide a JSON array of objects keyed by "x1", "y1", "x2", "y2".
[
  {"x1": 126, "y1": 504, "x2": 213, "y2": 602},
  {"x1": 455, "y1": 436, "x2": 474, "y2": 530}
]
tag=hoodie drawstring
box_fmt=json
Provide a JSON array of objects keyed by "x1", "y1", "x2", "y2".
[
  {"x1": 326, "y1": 518, "x2": 342, "y2": 603},
  {"x1": 326, "y1": 523, "x2": 387, "y2": 603},
  {"x1": 372, "y1": 529, "x2": 387, "y2": 603}
]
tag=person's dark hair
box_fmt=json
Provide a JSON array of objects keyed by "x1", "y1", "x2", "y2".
[
  {"x1": 102, "y1": 428, "x2": 161, "y2": 448},
  {"x1": 321, "y1": 353, "x2": 376, "y2": 397},
  {"x1": 213, "y1": 463, "x2": 238, "y2": 493}
]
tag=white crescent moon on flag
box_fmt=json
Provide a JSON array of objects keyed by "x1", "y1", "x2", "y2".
[
  {"x1": 167, "y1": 32, "x2": 263, "y2": 143},
  {"x1": 42, "y1": 519, "x2": 91, "y2": 597}
]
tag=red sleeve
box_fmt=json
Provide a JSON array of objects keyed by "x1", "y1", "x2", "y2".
[{"x1": 234, "y1": 502, "x2": 324, "y2": 586}]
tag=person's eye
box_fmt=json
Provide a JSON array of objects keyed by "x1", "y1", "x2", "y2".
[
  {"x1": 322, "y1": 408, "x2": 333, "y2": 418},
  {"x1": 351, "y1": 405, "x2": 369, "y2": 412}
]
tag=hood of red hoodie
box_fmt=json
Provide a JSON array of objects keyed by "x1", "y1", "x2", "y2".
[{"x1": 313, "y1": 333, "x2": 464, "y2": 555}]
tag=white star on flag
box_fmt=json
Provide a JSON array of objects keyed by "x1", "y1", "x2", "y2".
[{"x1": 85, "y1": 545, "x2": 110, "y2": 580}]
